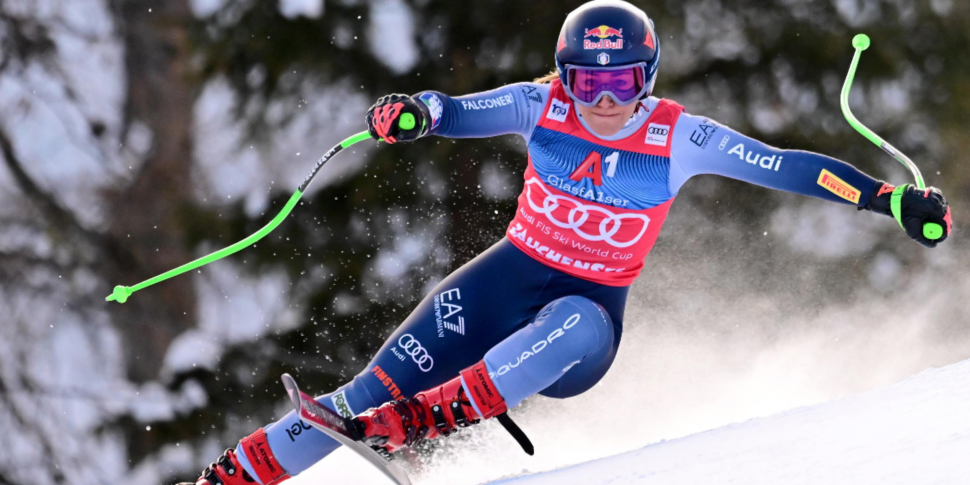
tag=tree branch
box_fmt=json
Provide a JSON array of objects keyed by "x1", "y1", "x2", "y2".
[{"x1": 0, "y1": 124, "x2": 136, "y2": 271}]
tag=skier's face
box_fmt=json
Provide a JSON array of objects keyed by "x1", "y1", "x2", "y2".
[{"x1": 576, "y1": 95, "x2": 639, "y2": 137}]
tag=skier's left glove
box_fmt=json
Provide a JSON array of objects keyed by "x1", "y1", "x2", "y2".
[
  {"x1": 365, "y1": 94, "x2": 430, "y2": 144},
  {"x1": 863, "y1": 181, "x2": 952, "y2": 248}
]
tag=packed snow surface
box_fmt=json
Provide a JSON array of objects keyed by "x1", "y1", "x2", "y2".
[
  {"x1": 491, "y1": 359, "x2": 970, "y2": 485},
  {"x1": 293, "y1": 358, "x2": 970, "y2": 484}
]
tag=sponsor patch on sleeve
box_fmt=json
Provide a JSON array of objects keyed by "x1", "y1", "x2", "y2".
[
  {"x1": 331, "y1": 391, "x2": 354, "y2": 418},
  {"x1": 645, "y1": 123, "x2": 670, "y2": 146},
  {"x1": 418, "y1": 93, "x2": 443, "y2": 130},
  {"x1": 547, "y1": 98, "x2": 570, "y2": 122},
  {"x1": 817, "y1": 169, "x2": 861, "y2": 203}
]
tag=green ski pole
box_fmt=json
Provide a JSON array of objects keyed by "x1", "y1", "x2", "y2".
[
  {"x1": 106, "y1": 114, "x2": 417, "y2": 304},
  {"x1": 840, "y1": 34, "x2": 943, "y2": 241}
]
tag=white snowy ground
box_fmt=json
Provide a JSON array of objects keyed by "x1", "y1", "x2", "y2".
[{"x1": 293, "y1": 357, "x2": 970, "y2": 485}]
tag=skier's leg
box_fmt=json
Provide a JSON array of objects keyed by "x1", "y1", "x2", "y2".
[
  {"x1": 217, "y1": 240, "x2": 560, "y2": 483},
  {"x1": 355, "y1": 295, "x2": 617, "y2": 451},
  {"x1": 484, "y1": 295, "x2": 615, "y2": 408}
]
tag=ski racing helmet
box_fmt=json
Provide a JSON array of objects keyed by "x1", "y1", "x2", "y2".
[{"x1": 555, "y1": 0, "x2": 660, "y2": 107}]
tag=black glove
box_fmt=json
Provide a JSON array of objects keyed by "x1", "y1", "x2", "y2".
[
  {"x1": 365, "y1": 94, "x2": 430, "y2": 144},
  {"x1": 863, "y1": 181, "x2": 952, "y2": 248}
]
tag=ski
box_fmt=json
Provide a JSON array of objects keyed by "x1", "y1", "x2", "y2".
[{"x1": 280, "y1": 373, "x2": 412, "y2": 485}]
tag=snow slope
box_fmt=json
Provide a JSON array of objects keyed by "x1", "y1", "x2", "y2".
[
  {"x1": 290, "y1": 358, "x2": 970, "y2": 485},
  {"x1": 491, "y1": 358, "x2": 970, "y2": 485}
]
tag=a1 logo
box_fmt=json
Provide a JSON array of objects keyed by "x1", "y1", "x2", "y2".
[{"x1": 569, "y1": 151, "x2": 620, "y2": 185}]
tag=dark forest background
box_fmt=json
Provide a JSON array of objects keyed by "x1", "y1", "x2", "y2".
[{"x1": 1, "y1": 1, "x2": 968, "y2": 484}]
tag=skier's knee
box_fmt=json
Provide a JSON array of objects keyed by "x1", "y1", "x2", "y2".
[
  {"x1": 535, "y1": 295, "x2": 614, "y2": 356},
  {"x1": 483, "y1": 296, "x2": 614, "y2": 408},
  {"x1": 536, "y1": 296, "x2": 616, "y2": 399}
]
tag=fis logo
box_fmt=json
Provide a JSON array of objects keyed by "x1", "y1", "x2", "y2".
[
  {"x1": 419, "y1": 93, "x2": 443, "y2": 130},
  {"x1": 584, "y1": 25, "x2": 624, "y2": 50}
]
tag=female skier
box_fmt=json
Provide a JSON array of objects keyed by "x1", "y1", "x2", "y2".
[{"x1": 184, "y1": 1, "x2": 951, "y2": 483}]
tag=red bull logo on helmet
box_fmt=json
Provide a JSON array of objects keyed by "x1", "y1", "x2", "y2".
[{"x1": 583, "y1": 25, "x2": 624, "y2": 50}]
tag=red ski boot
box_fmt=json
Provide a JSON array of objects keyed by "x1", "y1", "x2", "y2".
[
  {"x1": 178, "y1": 429, "x2": 290, "y2": 485},
  {"x1": 354, "y1": 361, "x2": 533, "y2": 455}
]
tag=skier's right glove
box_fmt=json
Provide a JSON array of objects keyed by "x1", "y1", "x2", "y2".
[
  {"x1": 365, "y1": 94, "x2": 430, "y2": 144},
  {"x1": 862, "y1": 181, "x2": 952, "y2": 248}
]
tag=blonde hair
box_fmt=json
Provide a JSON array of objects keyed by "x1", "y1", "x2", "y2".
[{"x1": 534, "y1": 69, "x2": 559, "y2": 84}]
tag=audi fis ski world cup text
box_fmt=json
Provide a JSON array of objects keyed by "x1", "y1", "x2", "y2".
[{"x1": 509, "y1": 221, "x2": 630, "y2": 273}]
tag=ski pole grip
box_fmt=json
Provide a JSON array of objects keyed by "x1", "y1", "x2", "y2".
[
  {"x1": 924, "y1": 222, "x2": 943, "y2": 240},
  {"x1": 890, "y1": 184, "x2": 944, "y2": 241},
  {"x1": 399, "y1": 113, "x2": 416, "y2": 130}
]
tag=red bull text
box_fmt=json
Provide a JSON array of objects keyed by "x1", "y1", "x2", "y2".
[{"x1": 584, "y1": 25, "x2": 624, "y2": 50}]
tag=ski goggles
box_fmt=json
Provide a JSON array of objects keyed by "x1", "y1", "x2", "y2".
[{"x1": 563, "y1": 62, "x2": 650, "y2": 107}]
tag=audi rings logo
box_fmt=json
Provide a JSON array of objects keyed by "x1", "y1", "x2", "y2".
[
  {"x1": 525, "y1": 178, "x2": 650, "y2": 248},
  {"x1": 398, "y1": 334, "x2": 434, "y2": 372},
  {"x1": 648, "y1": 126, "x2": 668, "y2": 136}
]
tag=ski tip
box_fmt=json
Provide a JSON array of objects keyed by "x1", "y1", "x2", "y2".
[{"x1": 280, "y1": 374, "x2": 301, "y2": 413}]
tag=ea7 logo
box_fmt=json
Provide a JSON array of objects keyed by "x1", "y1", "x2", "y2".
[
  {"x1": 433, "y1": 288, "x2": 466, "y2": 337},
  {"x1": 689, "y1": 119, "x2": 719, "y2": 149},
  {"x1": 645, "y1": 123, "x2": 670, "y2": 146},
  {"x1": 547, "y1": 99, "x2": 570, "y2": 122}
]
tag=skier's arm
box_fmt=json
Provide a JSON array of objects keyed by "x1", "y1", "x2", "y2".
[
  {"x1": 668, "y1": 113, "x2": 878, "y2": 206},
  {"x1": 414, "y1": 83, "x2": 550, "y2": 141}
]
